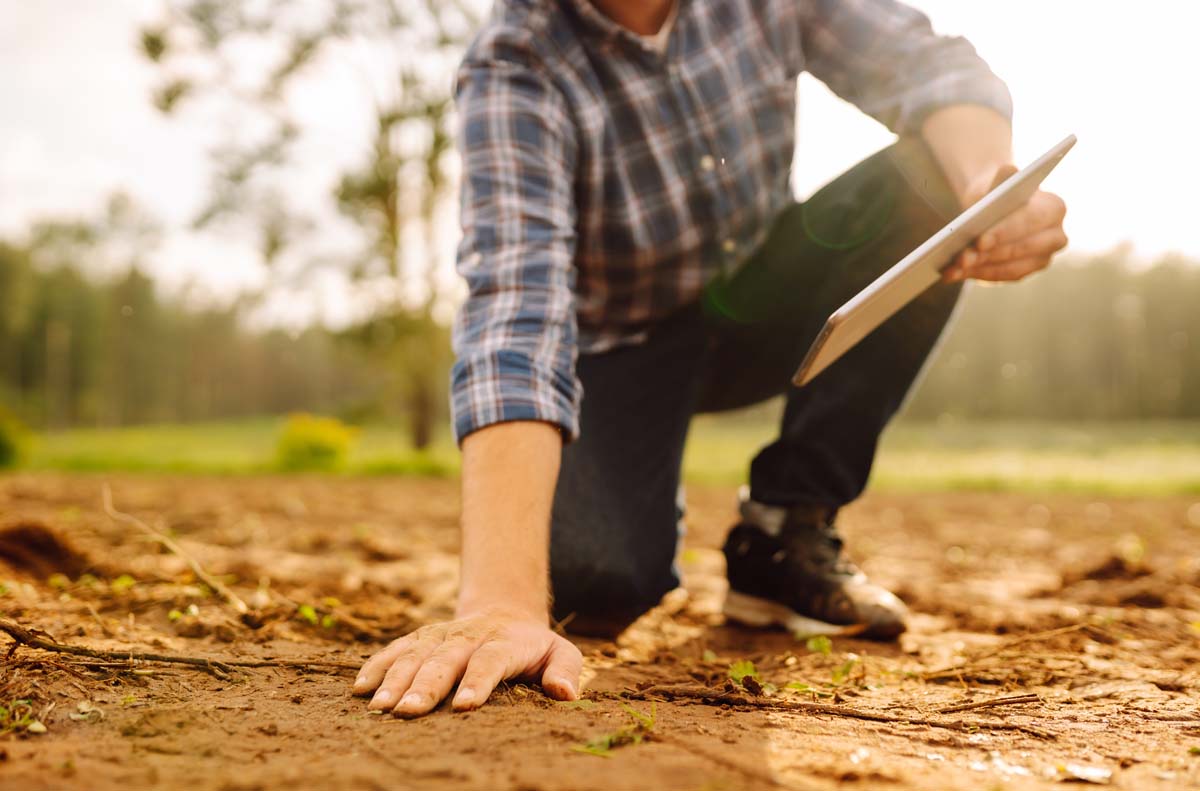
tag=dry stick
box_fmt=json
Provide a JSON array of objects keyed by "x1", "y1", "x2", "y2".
[
  {"x1": 100, "y1": 483, "x2": 249, "y2": 615},
  {"x1": 0, "y1": 616, "x2": 360, "y2": 680},
  {"x1": 615, "y1": 685, "x2": 1055, "y2": 740},
  {"x1": 919, "y1": 622, "x2": 1095, "y2": 681},
  {"x1": 936, "y1": 693, "x2": 1040, "y2": 715}
]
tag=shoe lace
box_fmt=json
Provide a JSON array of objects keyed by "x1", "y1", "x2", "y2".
[{"x1": 785, "y1": 515, "x2": 857, "y2": 576}]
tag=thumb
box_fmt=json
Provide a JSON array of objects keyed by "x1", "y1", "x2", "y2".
[{"x1": 540, "y1": 636, "x2": 583, "y2": 701}]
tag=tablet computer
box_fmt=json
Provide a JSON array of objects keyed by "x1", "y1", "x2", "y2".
[{"x1": 792, "y1": 134, "x2": 1076, "y2": 387}]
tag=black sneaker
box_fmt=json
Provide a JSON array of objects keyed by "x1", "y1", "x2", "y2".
[{"x1": 722, "y1": 497, "x2": 908, "y2": 641}]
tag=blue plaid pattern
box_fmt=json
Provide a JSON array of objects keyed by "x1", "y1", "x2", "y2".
[{"x1": 451, "y1": 0, "x2": 1012, "y2": 442}]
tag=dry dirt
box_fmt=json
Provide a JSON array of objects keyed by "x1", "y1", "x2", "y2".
[{"x1": 0, "y1": 473, "x2": 1198, "y2": 790}]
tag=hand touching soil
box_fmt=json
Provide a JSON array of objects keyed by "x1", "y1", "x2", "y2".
[{"x1": 352, "y1": 607, "x2": 582, "y2": 716}]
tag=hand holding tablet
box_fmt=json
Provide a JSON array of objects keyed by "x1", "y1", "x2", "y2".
[{"x1": 793, "y1": 134, "x2": 1076, "y2": 387}]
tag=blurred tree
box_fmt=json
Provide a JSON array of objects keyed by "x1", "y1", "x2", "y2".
[{"x1": 139, "y1": 0, "x2": 480, "y2": 448}]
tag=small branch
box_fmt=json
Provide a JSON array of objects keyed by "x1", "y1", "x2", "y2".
[
  {"x1": 614, "y1": 685, "x2": 1055, "y2": 740},
  {"x1": 919, "y1": 623, "x2": 1094, "y2": 681},
  {"x1": 937, "y1": 693, "x2": 1040, "y2": 714},
  {"x1": 0, "y1": 616, "x2": 360, "y2": 679},
  {"x1": 102, "y1": 484, "x2": 249, "y2": 615}
]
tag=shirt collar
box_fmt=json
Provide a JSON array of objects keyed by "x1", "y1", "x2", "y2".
[{"x1": 562, "y1": 0, "x2": 685, "y2": 58}]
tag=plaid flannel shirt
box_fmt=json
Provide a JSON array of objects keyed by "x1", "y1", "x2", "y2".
[{"x1": 451, "y1": 0, "x2": 1011, "y2": 443}]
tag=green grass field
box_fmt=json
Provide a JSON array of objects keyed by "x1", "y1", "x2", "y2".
[{"x1": 13, "y1": 414, "x2": 1200, "y2": 496}]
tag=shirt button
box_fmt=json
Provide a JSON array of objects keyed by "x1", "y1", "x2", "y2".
[
  {"x1": 699, "y1": 154, "x2": 716, "y2": 172},
  {"x1": 722, "y1": 238, "x2": 737, "y2": 254}
]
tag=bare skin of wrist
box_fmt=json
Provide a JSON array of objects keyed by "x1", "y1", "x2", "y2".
[
  {"x1": 352, "y1": 421, "x2": 582, "y2": 717},
  {"x1": 921, "y1": 104, "x2": 1069, "y2": 283}
]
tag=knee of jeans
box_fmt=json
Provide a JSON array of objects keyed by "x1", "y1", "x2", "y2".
[{"x1": 550, "y1": 555, "x2": 679, "y2": 621}]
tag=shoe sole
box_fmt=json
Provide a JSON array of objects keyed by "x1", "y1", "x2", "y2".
[{"x1": 723, "y1": 590, "x2": 867, "y2": 637}]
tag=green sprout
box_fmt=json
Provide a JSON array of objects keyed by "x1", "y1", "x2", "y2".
[
  {"x1": 296, "y1": 604, "x2": 319, "y2": 625},
  {"x1": 728, "y1": 659, "x2": 759, "y2": 684},
  {"x1": 0, "y1": 700, "x2": 44, "y2": 735},
  {"x1": 573, "y1": 703, "x2": 656, "y2": 757},
  {"x1": 831, "y1": 658, "x2": 859, "y2": 685},
  {"x1": 785, "y1": 682, "x2": 833, "y2": 698},
  {"x1": 110, "y1": 574, "x2": 137, "y2": 594},
  {"x1": 804, "y1": 635, "x2": 832, "y2": 655}
]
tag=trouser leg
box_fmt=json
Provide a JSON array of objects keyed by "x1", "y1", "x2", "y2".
[
  {"x1": 548, "y1": 308, "x2": 706, "y2": 625},
  {"x1": 699, "y1": 136, "x2": 963, "y2": 509},
  {"x1": 549, "y1": 137, "x2": 964, "y2": 623}
]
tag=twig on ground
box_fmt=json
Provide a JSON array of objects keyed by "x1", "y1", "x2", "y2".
[
  {"x1": 919, "y1": 623, "x2": 1095, "y2": 681},
  {"x1": 83, "y1": 602, "x2": 115, "y2": 637},
  {"x1": 101, "y1": 484, "x2": 249, "y2": 615},
  {"x1": 613, "y1": 684, "x2": 1056, "y2": 740},
  {"x1": 936, "y1": 693, "x2": 1040, "y2": 714},
  {"x1": 0, "y1": 615, "x2": 360, "y2": 679}
]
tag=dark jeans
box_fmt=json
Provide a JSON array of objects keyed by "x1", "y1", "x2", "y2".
[{"x1": 549, "y1": 137, "x2": 962, "y2": 623}]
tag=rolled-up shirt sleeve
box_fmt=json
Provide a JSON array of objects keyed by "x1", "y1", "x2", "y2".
[
  {"x1": 801, "y1": 0, "x2": 1013, "y2": 134},
  {"x1": 450, "y1": 54, "x2": 581, "y2": 444}
]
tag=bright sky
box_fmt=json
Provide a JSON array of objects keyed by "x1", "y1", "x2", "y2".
[{"x1": 1, "y1": 1, "x2": 1196, "y2": 323}]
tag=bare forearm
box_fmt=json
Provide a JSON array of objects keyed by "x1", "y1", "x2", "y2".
[
  {"x1": 920, "y1": 104, "x2": 1013, "y2": 205},
  {"x1": 457, "y1": 421, "x2": 562, "y2": 620},
  {"x1": 922, "y1": 105, "x2": 1068, "y2": 284},
  {"x1": 355, "y1": 421, "x2": 580, "y2": 717}
]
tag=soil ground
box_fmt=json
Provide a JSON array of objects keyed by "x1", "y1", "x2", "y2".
[{"x1": 1, "y1": 473, "x2": 1198, "y2": 790}]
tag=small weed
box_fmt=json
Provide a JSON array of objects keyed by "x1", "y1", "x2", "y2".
[
  {"x1": 276, "y1": 413, "x2": 356, "y2": 472},
  {"x1": 701, "y1": 649, "x2": 718, "y2": 662},
  {"x1": 728, "y1": 659, "x2": 759, "y2": 684},
  {"x1": 573, "y1": 703, "x2": 655, "y2": 757},
  {"x1": 0, "y1": 700, "x2": 44, "y2": 735},
  {"x1": 785, "y1": 682, "x2": 833, "y2": 698},
  {"x1": 296, "y1": 604, "x2": 319, "y2": 625},
  {"x1": 47, "y1": 573, "x2": 70, "y2": 591},
  {"x1": 110, "y1": 574, "x2": 137, "y2": 594},
  {"x1": 804, "y1": 635, "x2": 833, "y2": 654},
  {"x1": 1189, "y1": 746, "x2": 1200, "y2": 756},
  {"x1": 831, "y1": 658, "x2": 859, "y2": 686}
]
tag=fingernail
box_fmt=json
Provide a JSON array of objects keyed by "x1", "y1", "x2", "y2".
[
  {"x1": 370, "y1": 690, "x2": 393, "y2": 707},
  {"x1": 400, "y1": 692, "x2": 421, "y2": 708},
  {"x1": 354, "y1": 675, "x2": 368, "y2": 690},
  {"x1": 453, "y1": 687, "x2": 474, "y2": 706}
]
